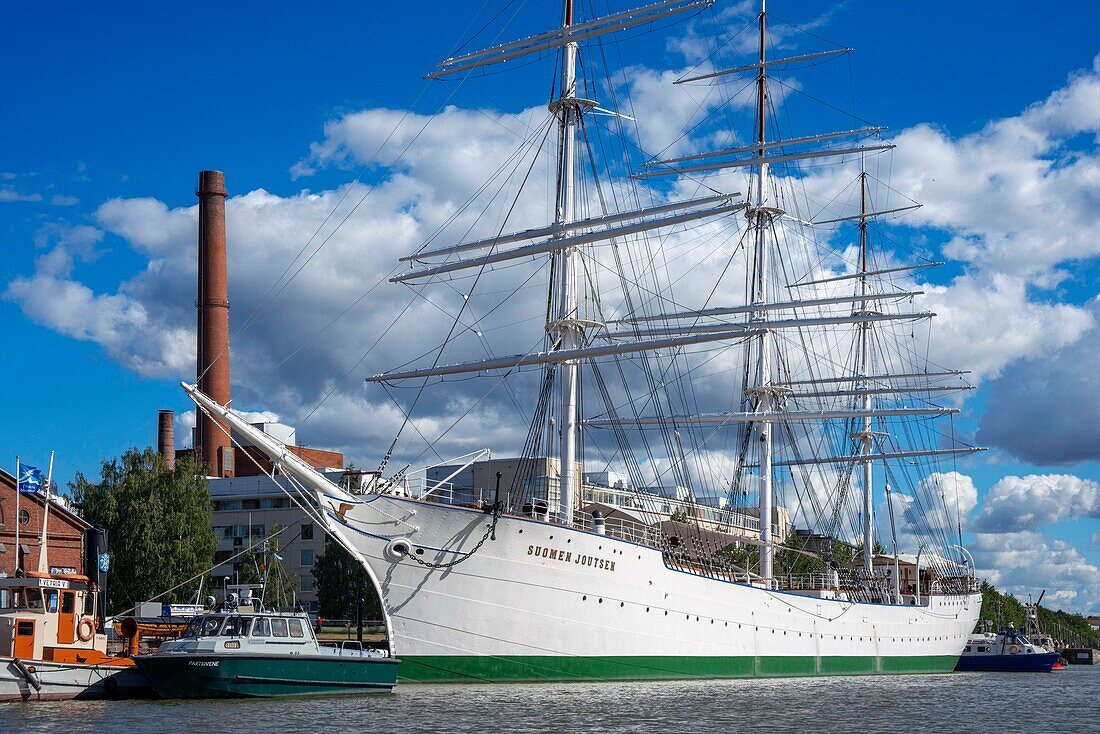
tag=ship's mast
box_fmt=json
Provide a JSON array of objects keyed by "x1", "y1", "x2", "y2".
[
  {"x1": 555, "y1": 0, "x2": 580, "y2": 525},
  {"x1": 857, "y1": 169, "x2": 875, "y2": 576},
  {"x1": 750, "y1": 1, "x2": 776, "y2": 583}
]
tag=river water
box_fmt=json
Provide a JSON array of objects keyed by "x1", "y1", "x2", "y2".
[{"x1": 5, "y1": 666, "x2": 1098, "y2": 734}]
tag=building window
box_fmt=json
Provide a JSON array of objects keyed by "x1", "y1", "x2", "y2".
[
  {"x1": 300, "y1": 575, "x2": 314, "y2": 592},
  {"x1": 18, "y1": 510, "x2": 29, "y2": 525},
  {"x1": 300, "y1": 550, "x2": 314, "y2": 567},
  {"x1": 301, "y1": 523, "x2": 314, "y2": 541}
]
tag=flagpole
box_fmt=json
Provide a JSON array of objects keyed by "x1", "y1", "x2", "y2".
[
  {"x1": 37, "y1": 451, "x2": 55, "y2": 574},
  {"x1": 14, "y1": 455, "x2": 20, "y2": 576}
]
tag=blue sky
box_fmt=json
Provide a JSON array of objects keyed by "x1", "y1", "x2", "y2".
[{"x1": 2, "y1": 1, "x2": 1098, "y2": 611}]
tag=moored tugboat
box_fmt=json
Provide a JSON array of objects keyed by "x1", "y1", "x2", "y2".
[
  {"x1": 134, "y1": 588, "x2": 398, "y2": 698},
  {"x1": 0, "y1": 572, "x2": 151, "y2": 701}
]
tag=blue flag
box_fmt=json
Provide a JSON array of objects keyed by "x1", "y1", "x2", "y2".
[{"x1": 17, "y1": 462, "x2": 44, "y2": 494}]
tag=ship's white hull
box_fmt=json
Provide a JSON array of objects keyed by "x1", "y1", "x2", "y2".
[{"x1": 328, "y1": 494, "x2": 981, "y2": 682}]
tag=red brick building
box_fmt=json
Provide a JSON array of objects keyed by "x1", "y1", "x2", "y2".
[{"x1": 0, "y1": 469, "x2": 90, "y2": 576}]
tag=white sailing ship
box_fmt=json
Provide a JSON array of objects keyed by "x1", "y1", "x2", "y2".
[{"x1": 186, "y1": 0, "x2": 982, "y2": 681}]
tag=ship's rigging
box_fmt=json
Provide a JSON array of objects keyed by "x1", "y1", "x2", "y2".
[{"x1": 352, "y1": 0, "x2": 982, "y2": 593}]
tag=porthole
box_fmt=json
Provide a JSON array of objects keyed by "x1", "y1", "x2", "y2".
[
  {"x1": 620, "y1": 602, "x2": 624, "y2": 608},
  {"x1": 598, "y1": 598, "x2": 603, "y2": 604},
  {"x1": 582, "y1": 595, "x2": 587, "y2": 601}
]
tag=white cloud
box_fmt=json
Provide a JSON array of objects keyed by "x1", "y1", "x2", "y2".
[
  {"x1": 0, "y1": 187, "x2": 43, "y2": 203},
  {"x1": 978, "y1": 298, "x2": 1100, "y2": 464},
  {"x1": 973, "y1": 473, "x2": 1100, "y2": 532},
  {"x1": 878, "y1": 471, "x2": 978, "y2": 554},
  {"x1": 921, "y1": 273, "x2": 1093, "y2": 384},
  {"x1": 881, "y1": 56, "x2": 1100, "y2": 280},
  {"x1": 971, "y1": 530, "x2": 1100, "y2": 614}
]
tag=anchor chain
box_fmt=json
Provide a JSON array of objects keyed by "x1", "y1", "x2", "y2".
[{"x1": 406, "y1": 501, "x2": 503, "y2": 570}]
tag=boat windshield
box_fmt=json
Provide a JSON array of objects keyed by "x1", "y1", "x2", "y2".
[{"x1": 182, "y1": 615, "x2": 225, "y2": 639}]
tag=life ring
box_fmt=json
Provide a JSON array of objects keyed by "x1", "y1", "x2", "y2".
[
  {"x1": 1008, "y1": 644, "x2": 1020, "y2": 654},
  {"x1": 77, "y1": 616, "x2": 96, "y2": 642}
]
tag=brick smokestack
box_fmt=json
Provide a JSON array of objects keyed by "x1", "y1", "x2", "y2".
[
  {"x1": 196, "y1": 170, "x2": 233, "y2": 477},
  {"x1": 158, "y1": 410, "x2": 176, "y2": 470}
]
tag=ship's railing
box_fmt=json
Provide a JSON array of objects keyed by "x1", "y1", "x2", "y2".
[
  {"x1": 571, "y1": 509, "x2": 665, "y2": 548},
  {"x1": 391, "y1": 475, "x2": 456, "y2": 504},
  {"x1": 930, "y1": 575, "x2": 980, "y2": 595}
]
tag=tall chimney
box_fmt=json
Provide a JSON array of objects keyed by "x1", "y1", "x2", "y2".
[
  {"x1": 196, "y1": 170, "x2": 233, "y2": 477},
  {"x1": 158, "y1": 410, "x2": 176, "y2": 470}
]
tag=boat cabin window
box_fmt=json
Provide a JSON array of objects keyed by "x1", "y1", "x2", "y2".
[
  {"x1": 288, "y1": 619, "x2": 305, "y2": 639},
  {"x1": 252, "y1": 617, "x2": 270, "y2": 637},
  {"x1": 60, "y1": 592, "x2": 75, "y2": 614},
  {"x1": 45, "y1": 590, "x2": 59, "y2": 613},
  {"x1": 24, "y1": 588, "x2": 43, "y2": 609},
  {"x1": 271, "y1": 618, "x2": 289, "y2": 638},
  {"x1": 977, "y1": 646, "x2": 988, "y2": 652},
  {"x1": 220, "y1": 616, "x2": 252, "y2": 637},
  {"x1": 964, "y1": 646, "x2": 971, "y2": 652},
  {"x1": 183, "y1": 615, "x2": 225, "y2": 638}
]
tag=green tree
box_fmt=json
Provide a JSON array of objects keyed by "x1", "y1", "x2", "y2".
[
  {"x1": 70, "y1": 448, "x2": 216, "y2": 615},
  {"x1": 311, "y1": 537, "x2": 381, "y2": 622},
  {"x1": 236, "y1": 525, "x2": 298, "y2": 610}
]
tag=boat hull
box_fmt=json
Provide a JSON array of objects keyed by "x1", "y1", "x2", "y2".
[
  {"x1": 134, "y1": 653, "x2": 398, "y2": 698},
  {"x1": 329, "y1": 494, "x2": 982, "y2": 683},
  {"x1": 0, "y1": 658, "x2": 153, "y2": 702},
  {"x1": 954, "y1": 651, "x2": 1061, "y2": 673}
]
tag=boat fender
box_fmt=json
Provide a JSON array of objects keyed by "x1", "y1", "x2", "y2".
[
  {"x1": 1009, "y1": 645, "x2": 1020, "y2": 654},
  {"x1": 77, "y1": 616, "x2": 96, "y2": 642},
  {"x1": 12, "y1": 658, "x2": 42, "y2": 691},
  {"x1": 384, "y1": 538, "x2": 413, "y2": 562}
]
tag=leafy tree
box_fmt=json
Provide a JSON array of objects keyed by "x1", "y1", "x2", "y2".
[
  {"x1": 669, "y1": 508, "x2": 690, "y2": 523},
  {"x1": 70, "y1": 448, "x2": 216, "y2": 614},
  {"x1": 311, "y1": 537, "x2": 381, "y2": 622},
  {"x1": 236, "y1": 525, "x2": 298, "y2": 610}
]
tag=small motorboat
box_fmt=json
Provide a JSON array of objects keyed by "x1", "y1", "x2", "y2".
[
  {"x1": 955, "y1": 627, "x2": 1062, "y2": 673},
  {"x1": 134, "y1": 588, "x2": 398, "y2": 698}
]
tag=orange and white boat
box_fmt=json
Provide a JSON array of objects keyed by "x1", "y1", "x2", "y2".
[{"x1": 0, "y1": 571, "x2": 151, "y2": 701}]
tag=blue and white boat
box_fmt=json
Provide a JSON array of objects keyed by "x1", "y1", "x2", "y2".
[{"x1": 955, "y1": 629, "x2": 1061, "y2": 672}]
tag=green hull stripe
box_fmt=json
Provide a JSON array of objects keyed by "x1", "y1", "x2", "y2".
[{"x1": 397, "y1": 655, "x2": 959, "y2": 682}]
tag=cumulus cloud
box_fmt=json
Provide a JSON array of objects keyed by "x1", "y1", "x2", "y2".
[
  {"x1": 971, "y1": 530, "x2": 1100, "y2": 614},
  {"x1": 978, "y1": 298, "x2": 1100, "y2": 464},
  {"x1": 877, "y1": 471, "x2": 978, "y2": 554},
  {"x1": 973, "y1": 473, "x2": 1100, "y2": 532},
  {"x1": 887, "y1": 56, "x2": 1100, "y2": 281}
]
